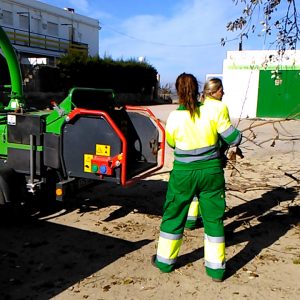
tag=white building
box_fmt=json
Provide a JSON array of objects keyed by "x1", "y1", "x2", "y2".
[
  {"x1": 222, "y1": 50, "x2": 300, "y2": 119},
  {"x1": 0, "y1": 0, "x2": 100, "y2": 64}
]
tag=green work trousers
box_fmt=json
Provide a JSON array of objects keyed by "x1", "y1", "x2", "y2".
[{"x1": 155, "y1": 166, "x2": 226, "y2": 279}]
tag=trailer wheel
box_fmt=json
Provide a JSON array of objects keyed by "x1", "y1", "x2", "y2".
[
  {"x1": 0, "y1": 167, "x2": 18, "y2": 205},
  {"x1": 0, "y1": 167, "x2": 30, "y2": 223},
  {"x1": 0, "y1": 177, "x2": 9, "y2": 205}
]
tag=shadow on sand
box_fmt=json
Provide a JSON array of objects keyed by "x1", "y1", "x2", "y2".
[
  {"x1": 31, "y1": 179, "x2": 168, "y2": 222},
  {"x1": 3, "y1": 179, "x2": 297, "y2": 295},
  {"x1": 177, "y1": 187, "x2": 300, "y2": 278},
  {"x1": 0, "y1": 179, "x2": 168, "y2": 299},
  {"x1": 0, "y1": 218, "x2": 151, "y2": 299}
]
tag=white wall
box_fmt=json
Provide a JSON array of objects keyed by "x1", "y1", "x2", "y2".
[{"x1": 222, "y1": 62, "x2": 259, "y2": 119}]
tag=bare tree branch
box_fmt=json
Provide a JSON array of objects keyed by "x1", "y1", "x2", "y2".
[{"x1": 224, "y1": 0, "x2": 300, "y2": 53}]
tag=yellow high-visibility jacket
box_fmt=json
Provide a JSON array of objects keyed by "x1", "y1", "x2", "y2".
[{"x1": 166, "y1": 97, "x2": 242, "y2": 170}]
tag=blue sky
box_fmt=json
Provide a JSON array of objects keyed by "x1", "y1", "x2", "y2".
[{"x1": 41, "y1": 0, "x2": 283, "y2": 86}]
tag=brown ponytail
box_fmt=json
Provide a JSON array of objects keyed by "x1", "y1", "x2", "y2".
[{"x1": 175, "y1": 73, "x2": 199, "y2": 119}]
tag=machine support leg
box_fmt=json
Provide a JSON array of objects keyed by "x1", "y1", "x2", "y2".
[{"x1": 29, "y1": 134, "x2": 36, "y2": 184}]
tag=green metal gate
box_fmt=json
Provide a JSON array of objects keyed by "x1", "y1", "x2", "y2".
[{"x1": 257, "y1": 69, "x2": 300, "y2": 119}]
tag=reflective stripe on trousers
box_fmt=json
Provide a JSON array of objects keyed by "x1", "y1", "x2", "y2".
[
  {"x1": 204, "y1": 233, "x2": 225, "y2": 270},
  {"x1": 156, "y1": 231, "x2": 183, "y2": 265},
  {"x1": 186, "y1": 196, "x2": 200, "y2": 221}
]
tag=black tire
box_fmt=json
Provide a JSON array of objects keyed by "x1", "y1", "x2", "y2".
[
  {"x1": 0, "y1": 167, "x2": 23, "y2": 204},
  {"x1": 0, "y1": 167, "x2": 31, "y2": 223}
]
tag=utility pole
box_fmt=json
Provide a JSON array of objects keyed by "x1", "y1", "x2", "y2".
[{"x1": 239, "y1": 33, "x2": 247, "y2": 51}]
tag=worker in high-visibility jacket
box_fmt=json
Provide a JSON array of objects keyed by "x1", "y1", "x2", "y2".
[{"x1": 153, "y1": 74, "x2": 242, "y2": 282}]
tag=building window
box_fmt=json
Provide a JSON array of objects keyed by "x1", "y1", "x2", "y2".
[
  {"x1": 19, "y1": 14, "x2": 29, "y2": 31},
  {"x1": 3, "y1": 10, "x2": 13, "y2": 26},
  {"x1": 47, "y1": 22, "x2": 58, "y2": 36},
  {"x1": 32, "y1": 18, "x2": 41, "y2": 34}
]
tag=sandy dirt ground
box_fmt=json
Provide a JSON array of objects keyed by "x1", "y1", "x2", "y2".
[{"x1": 1, "y1": 104, "x2": 300, "y2": 300}]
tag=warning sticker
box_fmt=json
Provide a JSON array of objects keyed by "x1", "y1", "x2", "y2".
[
  {"x1": 84, "y1": 154, "x2": 93, "y2": 172},
  {"x1": 7, "y1": 115, "x2": 16, "y2": 125},
  {"x1": 96, "y1": 144, "x2": 111, "y2": 156}
]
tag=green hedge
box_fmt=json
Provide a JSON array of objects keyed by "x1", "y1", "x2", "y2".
[
  {"x1": 57, "y1": 54, "x2": 158, "y2": 94},
  {"x1": 37, "y1": 66, "x2": 62, "y2": 92}
]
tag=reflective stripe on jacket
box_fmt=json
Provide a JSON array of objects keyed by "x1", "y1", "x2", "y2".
[{"x1": 165, "y1": 98, "x2": 242, "y2": 164}]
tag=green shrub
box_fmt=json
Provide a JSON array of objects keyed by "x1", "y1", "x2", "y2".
[{"x1": 57, "y1": 53, "x2": 158, "y2": 94}]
